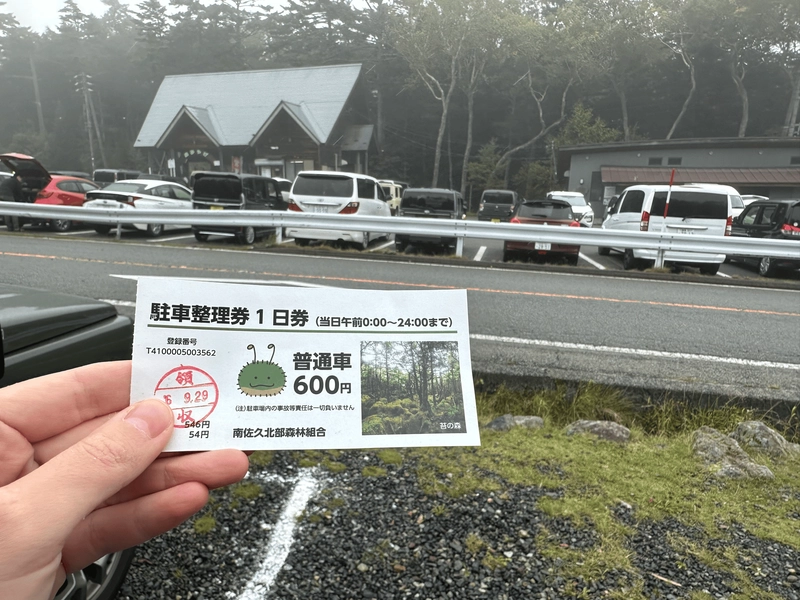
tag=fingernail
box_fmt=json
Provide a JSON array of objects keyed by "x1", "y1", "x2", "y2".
[{"x1": 124, "y1": 401, "x2": 172, "y2": 438}]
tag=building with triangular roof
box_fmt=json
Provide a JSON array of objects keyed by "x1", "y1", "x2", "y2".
[{"x1": 135, "y1": 63, "x2": 376, "y2": 180}]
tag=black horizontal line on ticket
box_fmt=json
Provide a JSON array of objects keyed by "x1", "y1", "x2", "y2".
[{"x1": 147, "y1": 325, "x2": 458, "y2": 334}]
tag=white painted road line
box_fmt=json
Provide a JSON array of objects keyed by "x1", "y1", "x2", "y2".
[
  {"x1": 473, "y1": 246, "x2": 487, "y2": 261},
  {"x1": 148, "y1": 234, "x2": 195, "y2": 242},
  {"x1": 370, "y1": 240, "x2": 394, "y2": 252},
  {"x1": 579, "y1": 252, "x2": 605, "y2": 270},
  {"x1": 236, "y1": 469, "x2": 321, "y2": 600},
  {"x1": 470, "y1": 333, "x2": 800, "y2": 370}
]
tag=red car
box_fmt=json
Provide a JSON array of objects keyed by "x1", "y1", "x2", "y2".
[
  {"x1": 502, "y1": 199, "x2": 582, "y2": 265},
  {"x1": 0, "y1": 153, "x2": 99, "y2": 232}
]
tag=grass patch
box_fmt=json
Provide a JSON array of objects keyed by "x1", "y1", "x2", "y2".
[
  {"x1": 193, "y1": 514, "x2": 216, "y2": 534},
  {"x1": 231, "y1": 482, "x2": 262, "y2": 500},
  {"x1": 407, "y1": 385, "x2": 800, "y2": 589},
  {"x1": 362, "y1": 465, "x2": 387, "y2": 477},
  {"x1": 376, "y1": 448, "x2": 404, "y2": 465},
  {"x1": 249, "y1": 451, "x2": 273, "y2": 467}
]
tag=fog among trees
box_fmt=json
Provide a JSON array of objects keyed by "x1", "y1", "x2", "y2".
[{"x1": 0, "y1": 0, "x2": 797, "y2": 195}]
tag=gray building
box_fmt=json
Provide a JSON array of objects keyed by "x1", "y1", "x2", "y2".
[
  {"x1": 557, "y1": 138, "x2": 800, "y2": 219},
  {"x1": 134, "y1": 64, "x2": 376, "y2": 180}
]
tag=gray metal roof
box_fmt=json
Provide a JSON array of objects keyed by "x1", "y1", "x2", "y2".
[
  {"x1": 602, "y1": 166, "x2": 800, "y2": 186},
  {"x1": 135, "y1": 64, "x2": 363, "y2": 148}
]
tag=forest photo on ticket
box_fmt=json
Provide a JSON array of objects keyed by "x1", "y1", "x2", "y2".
[{"x1": 360, "y1": 341, "x2": 466, "y2": 435}]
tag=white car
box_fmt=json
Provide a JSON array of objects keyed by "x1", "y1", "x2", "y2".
[
  {"x1": 83, "y1": 179, "x2": 193, "y2": 237},
  {"x1": 546, "y1": 191, "x2": 594, "y2": 226},
  {"x1": 285, "y1": 171, "x2": 392, "y2": 249}
]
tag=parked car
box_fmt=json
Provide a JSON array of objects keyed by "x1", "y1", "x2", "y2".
[
  {"x1": 51, "y1": 170, "x2": 93, "y2": 180},
  {"x1": 0, "y1": 153, "x2": 100, "y2": 232},
  {"x1": 395, "y1": 187, "x2": 466, "y2": 252},
  {"x1": 0, "y1": 283, "x2": 135, "y2": 600},
  {"x1": 191, "y1": 172, "x2": 286, "y2": 244},
  {"x1": 546, "y1": 191, "x2": 594, "y2": 227},
  {"x1": 729, "y1": 198, "x2": 800, "y2": 277},
  {"x1": 378, "y1": 180, "x2": 407, "y2": 215},
  {"x1": 34, "y1": 175, "x2": 101, "y2": 231},
  {"x1": 273, "y1": 177, "x2": 293, "y2": 203},
  {"x1": 502, "y1": 199, "x2": 581, "y2": 264},
  {"x1": 742, "y1": 194, "x2": 769, "y2": 207},
  {"x1": 83, "y1": 179, "x2": 193, "y2": 237},
  {"x1": 92, "y1": 168, "x2": 141, "y2": 186},
  {"x1": 599, "y1": 183, "x2": 738, "y2": 275},
  {"x1": 477, "y1": 189, "x2": 522, "y2": 222},
  {"x1": 285, "y1": 171, "x2": 392, "y2": 249}
]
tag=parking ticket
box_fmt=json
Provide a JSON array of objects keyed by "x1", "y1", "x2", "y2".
[{"x1": 130, "y1": 278, "x2": 481, "y2": 452}]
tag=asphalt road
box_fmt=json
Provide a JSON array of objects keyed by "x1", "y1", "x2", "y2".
[{"x1": 1, "y1": 227, "x2": 798, "y2": 405}]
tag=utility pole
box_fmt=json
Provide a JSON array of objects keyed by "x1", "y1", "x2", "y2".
[{"x1": 74, "y1": 73, "x2": 106, "y2": 170}]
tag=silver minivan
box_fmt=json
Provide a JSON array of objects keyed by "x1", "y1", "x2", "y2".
[{"x1": 599, "y1": 183, "x2": 740, "y2": 275}]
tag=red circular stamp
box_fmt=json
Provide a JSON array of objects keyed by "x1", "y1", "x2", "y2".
[{"x1": 154, "y1": 365, "x2": 219, "y2": 429}]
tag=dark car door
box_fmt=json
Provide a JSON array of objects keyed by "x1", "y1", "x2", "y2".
[{"x1": 731, "y1": 203, "x2": 782, "y2": 264}]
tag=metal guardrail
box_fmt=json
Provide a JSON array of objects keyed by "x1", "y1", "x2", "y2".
[{"x1": 1, "y1": 201, "x2": 798, "y2": 260}]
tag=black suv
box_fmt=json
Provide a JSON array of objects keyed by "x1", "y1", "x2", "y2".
[
  {"x1": 395, "y1": 187, "x2": 466, "y2": 252},
  {"x1": 191, "y1": 172, "x2": 287, "y2": 244},
  {"x1": 730, "y1": 198, "x2": 800, "y2": 277}
]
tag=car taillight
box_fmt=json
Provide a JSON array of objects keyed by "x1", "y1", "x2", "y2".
[
  {"x1": 36, "y1": 190, "x2": 53, "y2": 199},
  {"x1": 640, "y1": 210, "x2": 650, "y2": 231},
  {"x1": 725, "y1": 215, "x2": 732, "y2": 236},
  {"x1": 287, "y1": 201, "x2": 302, "y2": 212},
  {"x1": 510, "y1": 217, "x2": 520, "y2": 224},
  {"x1": 339, "y1": 202, "x2": 359, "y2": 215},
  {"x1": 123, "y1": 195, "x2": 141, "y2": 206},
  {"x1": 569, "y1": 220, "x2": 581, "y2": 227},
  {"x1": 781, "y1": 223, "x2": 800, "y2": 237}
]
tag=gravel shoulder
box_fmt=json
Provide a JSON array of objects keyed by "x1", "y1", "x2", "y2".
[{"x1": 116, "y1": 425, "x2": 800, "y2": 600}]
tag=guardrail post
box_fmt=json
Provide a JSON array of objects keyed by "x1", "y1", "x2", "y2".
[
  {"x1": 116, "y1": 221, "x2": 122, "y2": 240},
  {"x1": 455, "y1": 237, "x2": 464, "y2": 258}
]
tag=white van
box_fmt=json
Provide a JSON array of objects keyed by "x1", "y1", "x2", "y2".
[
  {"x1": 285, "y1": 171, "x2": 392, "y2": 249},
  {"x1": 599, "y1": 183, "x2": 740, "y2": 275}
]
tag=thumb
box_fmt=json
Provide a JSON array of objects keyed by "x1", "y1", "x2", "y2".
[{"x1": 13, "y1": 399, "x2": 174, "y2": 541}]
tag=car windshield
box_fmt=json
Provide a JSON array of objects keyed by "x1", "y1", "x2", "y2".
[
  {"x1": 193, "y1": 176, "x2": 243, "y2": 200},
  {"x1": 550, "y1": 194, "x2": 586, "y2": 207},
  {"x1": 518, "y1": 202, "x2": 573, "y2": 219},
  {"x1": 293, "y1": 175, "x2": 353, "y2": 197},
  {"x1": 730, "y1": 195, "x2": 744, "y2": 209},
  {"x1": 482, "y1": 192, "x2": 514, "y2": 204},
  {"x1": 276, "y1": 180, "x2": 292, "y2": 192},
  {"x1": 402, "y1": 193, "x2": 454, "y2": 211},
  {"x1": 100, "y1": 182, "x2": 149, "y2": 193},
  {"x1": 651, "y1": 191, "x2": 729, "y2": 219}
]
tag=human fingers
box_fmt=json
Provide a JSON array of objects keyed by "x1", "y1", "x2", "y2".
[
  {"x1": 2, "y1": 399, "x2": 174, "y2": 548},
  {"x1": 61, "y1": 482, "x2": 210, "y2": 574},
  {"x1": 0, "y1": 419, "x2": 33, "y2": 486},
  {"x1": 98, "y1": 449, "x2": 249, "y2": 508},
  {"x1": 0, "y1": 361, "x2": 132, "y2": 443}
]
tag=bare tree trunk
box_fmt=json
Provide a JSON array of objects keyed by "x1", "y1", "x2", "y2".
[
  {"x1": 730, "y1": 60, "x2": 749, "y2": 137},
  {"x1": 665, "y1": 46, "x2": 696, "y2": 140},
  {"x1": 613, "y1": 81, "x2": 631, "y2": 141},
  {"x1": 460, "y1": 90, "x2": 474, "y2": 197},
  {"x1": 782, "y1": 69, "x2": 800, "y2": 137},
  {"x1": 429, "y1": 55, "x2": 459, "y2": 188}
]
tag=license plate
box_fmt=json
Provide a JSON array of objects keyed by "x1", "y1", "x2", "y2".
[
  {"x1": 209, "y1": 205, "x2": 223, "y2": 211},
  {"x1": 312, "y1": 206, "x2": 328, "y2": 213},
  {"x1": 492, "y1": 218, "x2": 500, "y2": 223},
  {"x1": 534, "y1": 242, "x2": 551, "y2": 250},
  {"x1": 680, "y1": 229, "x2": 691, "y2": 235}
]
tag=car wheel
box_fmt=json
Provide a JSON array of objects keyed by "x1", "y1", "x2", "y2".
[
  {"x1": 295, "y1": 238, "x2": 310, "y2": 247},
  {"x1": 502, "y1": 248, "x2": 515, "y2": 262},
  {"x1": 237, "y1": 226, "x2": 256, "y2": 245},
  {"x1": 622, "y1": 249, "x2": 640, "y2": 270},
  {"x1": 5, "y1": 215, "x2": 20, "y2": 231},
  {"x1": 597, "y1": 246, "x2": 610, "y2": 256},
  {"x1": 51, "y1": 219, "x2": 72, "y2": 233},
  {"x1": 194, "y1": 231, "x2": 209, "y2": 242},
  {"x1": 354, "y1": 232, "x2": 369, "y2": 251},
  {"x1": 146, "y1": 223, "x2": 163, "y2": 238},
  {"x1": 94, "y1": 225, "x2": 112, "y2": 235},
  {"x1": 567, "y1": 255, "x2": 579, "y2": 266},
  {"x1": 55, "y1": 548, "x2": 136, "y2": 600},
  {"x1": 758, "y1": 257, "x2": 776, "y2": 277},
  {"x1": 699, "y1": 263, "x2": 720, "y2": 276},
  {"x1": 395, "y1": 239, "x2": 406, "y2": 253}
]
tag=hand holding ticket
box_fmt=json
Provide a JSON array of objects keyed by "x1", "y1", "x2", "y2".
[{"x1": 130, "y1": 279, "x2": 480, "y2": 451}]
